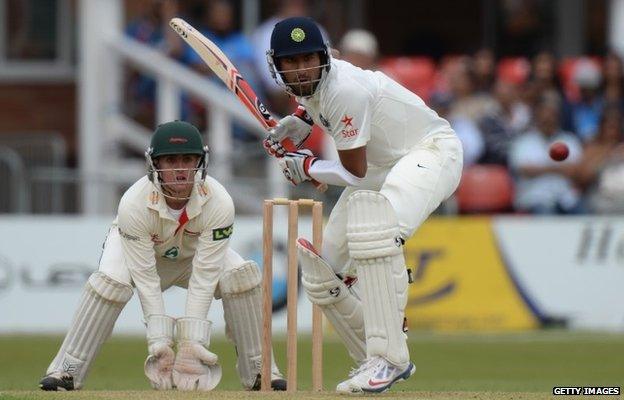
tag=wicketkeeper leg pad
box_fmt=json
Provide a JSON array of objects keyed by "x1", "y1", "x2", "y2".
[
  {"x1": 297, "y1": 238, "x2": 367, "y2": 364},
  {"x1": 347, "y1": 190, "x2": 410, "y2": 366},
  {"x1": 46, "y1": 272, "x2": 133, "y2": 388},
  {"x1": 219, "y1": 260, "x2": 281, "y2": 389}
]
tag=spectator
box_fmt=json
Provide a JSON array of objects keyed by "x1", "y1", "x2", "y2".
[
  {"x1": 575, "y1": 107, "x2": 624, "y2": 213},
  {"x1": 472, "y1": 48, "x2": 496, "y2": 93},
  {"x1": 430, "y1": 92, "x2": 484, "y2": 168},
  {"x1": 125, "y1": 0, "x2": 178, "y2": 125},
  {"x1": 601, "y1": 52, "x2": 624, "y2": 111},
  {"x1": 570, "y1": 58, "x2": 604, "y2": 142},
  {"x1": 478, "y1": 78, "x2": 531, "y2": 165},
  {"x1": 448, "y1": 57, "x2": 496, "y2": 123},
  {"x1": 524, "y1": 51, "x2": 564, "y2": 103},
  {"x1": 338, "y1": 29, "x2": 379, "y2": 70},
  {"x1": 180, "y1": 0, "x2": 259, "y2": 139},
  {"x1": 509, "y1": 94, "x2": 583, "y2": 214}
]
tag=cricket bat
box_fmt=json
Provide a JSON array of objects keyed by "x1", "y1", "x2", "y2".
[{"x1": 169, "y1": 17, "x2": 327, "y2": 192}]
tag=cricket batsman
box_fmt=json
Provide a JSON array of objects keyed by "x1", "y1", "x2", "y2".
[
  {"x1": 39, "y1": 121, "x2": 285, "y2": 391},
  {"x1": 263, "y1": 17, "x2": 464, "y2": 393}
]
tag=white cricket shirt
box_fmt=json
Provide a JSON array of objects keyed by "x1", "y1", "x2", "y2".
[
  {"x1": 115, "y1": 175, "x2": 234, "y2": 319},
  {"x1": 298, "y1": 59, "x2": 453, "y2": 167}
]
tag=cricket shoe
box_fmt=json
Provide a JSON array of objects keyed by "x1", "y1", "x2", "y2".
[
  {"x1": 39, "y1": 372, "x2": 75, "y2": 391},
  {"x1": 336, "y1": 356, "x2": 416, "y2": 394},
  {"x1": 250, "y1": 372, "x2": 287, "y2": 391}
]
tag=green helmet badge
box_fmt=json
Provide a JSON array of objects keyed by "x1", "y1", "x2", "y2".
[{"x1": 291, "y1": 28, "x2": 305, "y2": 42}]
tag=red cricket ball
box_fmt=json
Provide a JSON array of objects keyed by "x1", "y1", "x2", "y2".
[{"x1": 549, "y1": 141, "x2": 569, "y2": 161}]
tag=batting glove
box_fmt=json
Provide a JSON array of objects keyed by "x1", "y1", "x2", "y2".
[
  {"x1": 173, "y1": 317, "x2": 222, "y2": 391},
  {"x1": 269, "y1": 106, "x2": 313, "y2": 145},
  {"x1": 277, "y1": 149, "x2": 318, "y2": 186},
  {"x1": 262, "y1": 136, "x2": 288, "y2": 157},
  {"x1": 144, "y1": 315, "x2": 176, "y2": 390}
]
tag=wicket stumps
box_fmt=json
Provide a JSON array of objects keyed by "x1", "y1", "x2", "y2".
[{"x1": 261, "y1": 198, "x2": 324, "y2": 392}]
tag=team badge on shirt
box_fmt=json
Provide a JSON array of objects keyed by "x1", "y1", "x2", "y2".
[
  {"x1": 163, "y1": 246, "x2": 179, "y2": 259},
  {"x1": 319, "y1": 114, "x2": 331, "y2": 129},
  {"x1": 340, "y1": 114, "x2": 359, "y2": 138}
]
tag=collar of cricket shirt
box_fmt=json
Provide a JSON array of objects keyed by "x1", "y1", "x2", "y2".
[{"x1": 147, "y1": 179, "x2": 212, "y2": 221}]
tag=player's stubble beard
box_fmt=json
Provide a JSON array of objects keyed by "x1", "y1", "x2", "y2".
[{"x1": 283, "y1": 66, "x2": 322, "y2": 97}]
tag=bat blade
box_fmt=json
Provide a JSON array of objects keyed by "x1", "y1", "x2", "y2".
[{"x1": 169, "y1": 18, "x2": 327, "y2": 192}]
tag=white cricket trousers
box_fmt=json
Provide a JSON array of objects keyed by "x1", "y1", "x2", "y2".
[{"x1": 322, "y1": 133, "x2": 463, "y2": 272}]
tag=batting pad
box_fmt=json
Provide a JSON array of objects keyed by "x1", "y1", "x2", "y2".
[
  {"x1": 219, "y1": 261, "x2": 280, "y2": 389},
  {"x1": 298, "y1": 238, "x2": 366, "y2": 363},
  {"x1": 47, "y1": 272, "x2": 133, "y2": 388},
  {"x1": 346, "y1": 190, "x2": 410, "y2": 366}
]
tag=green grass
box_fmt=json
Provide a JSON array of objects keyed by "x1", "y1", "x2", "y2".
[{"x1": 0, "y1": 331, "x2": 622, "y2": 399}]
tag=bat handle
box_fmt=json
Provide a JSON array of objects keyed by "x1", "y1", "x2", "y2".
[{"x1": 312, "y1": 180, "x2": 328, "y2": 192}]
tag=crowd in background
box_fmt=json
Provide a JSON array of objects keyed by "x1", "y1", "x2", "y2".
[{"x1": 124, "y1": 0, "x2": 624, "y2": 215}]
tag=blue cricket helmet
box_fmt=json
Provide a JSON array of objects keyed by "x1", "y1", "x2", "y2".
[
  {"x1": 270, "y1": 17, "x2": 327, "y2": 58},
  {"x1": 267, "y1": 17, "x2": 331, "y2": 97}
]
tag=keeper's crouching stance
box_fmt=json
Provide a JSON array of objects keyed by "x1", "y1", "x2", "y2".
[
  {"x1": 264, "y1": 17, "x2": 463, "y2": 393},
  {"x1": 39, "y1": 121, "x2": 285, "y2": 391}
]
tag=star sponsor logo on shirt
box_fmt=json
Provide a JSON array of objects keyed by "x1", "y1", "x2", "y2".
[
  {"x1": 212, "y1": 224, "x2": 233, "y2": 241},
  {"x1": 341, "y1": 115, "x2": 353, "y2": 127},
  {"x1": 340, "y1": 114, "x2": 359, "y2": 138}
]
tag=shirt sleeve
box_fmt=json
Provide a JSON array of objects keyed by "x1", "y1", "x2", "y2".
[
  {"x1": 185, "y1": 196, "x2": 235, "y2": 319},
  {"x1": 325, "y1": 82, "x2": 373, "y2": 151},
  {"x1": 117, "y1": 201, "x2": 164, "y2": 318}
]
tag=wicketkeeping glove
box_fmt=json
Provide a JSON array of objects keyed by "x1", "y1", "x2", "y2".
[
  {"x1": 172, "y1": 317, "x2": 222, "y2": 391},
  {"x1": 277, "y1": 149, "x2": 318, "y2": 186},
  {"x1": 144, "y1": 315, "x2": 176, "y2": 390}
]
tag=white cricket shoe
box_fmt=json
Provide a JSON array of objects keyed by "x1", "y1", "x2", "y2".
[{"x1": 336, "y1": 357, "x2": 416, "y2": 394}]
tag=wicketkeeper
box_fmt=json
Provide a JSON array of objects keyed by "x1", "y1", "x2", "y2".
[{"x1": 39, "y1": 121, "x2": 285, "y2": 391}]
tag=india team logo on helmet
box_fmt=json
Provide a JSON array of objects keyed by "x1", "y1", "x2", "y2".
[{"x1": 291, "y1": 28, "x2": 306, "y2": 42}]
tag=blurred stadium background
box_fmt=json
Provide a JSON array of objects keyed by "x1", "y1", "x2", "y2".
[{"x1": 0, "y1": 0, "x2": 623, "y2": 397}]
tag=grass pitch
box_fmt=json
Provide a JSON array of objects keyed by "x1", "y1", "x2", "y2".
[{"x1": 0, "y1": 331, "x2": 622, "y2": 399}]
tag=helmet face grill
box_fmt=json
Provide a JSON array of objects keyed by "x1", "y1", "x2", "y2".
[
  {"x1": 267, "y1": 56, "x2": 330, "y2": 97},
  {"x1": 145, "y1": 121, "x2": 209, "y2": 201}
]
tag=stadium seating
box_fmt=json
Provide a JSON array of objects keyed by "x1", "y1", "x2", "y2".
[
  {"x1": 559, "y1": 56, "x2": 603, "y2": 102},
  {"x1": 456, "y1": 164, "x2": 514, "y2": 213},
  {"x1": 497, "y1": 57, "x2": 531, "y2": 85},
  {"x1": 380, "y1": 56, "x2": 437, "y2": 101}
]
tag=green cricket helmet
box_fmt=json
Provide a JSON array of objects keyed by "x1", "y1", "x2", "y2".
[{"x1": 145, "y1": 120, "x2": 209, "y2": 191}]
